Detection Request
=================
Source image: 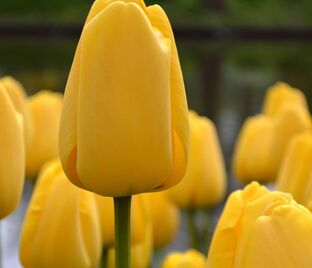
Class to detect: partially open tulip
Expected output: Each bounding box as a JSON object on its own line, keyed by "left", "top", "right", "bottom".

{"left": 271, "top": 103, "right": 311, "bottom": 176}
{"left": 0, "top": 76, "right": 32, "bottom": 147}
{"left": 147, "top": 192, "right": 180, "bottom": 248}
{"left": 207, "top": 182, "right": 312, "bottom": 268}
{"left": 162, "top": 250, "right": 206, "bottom": 268}
{"left": 20, "top": 160, "right": 101, "bottom": 268}
{"left": 0, "top": 85, "right": 24, "bottom": 219}
{"left": 262, "top": 82, "right": 309, "bottom": 118}
{"left": 167, "top": 111, "right": 226, "bottom": 208}
{"left": 107, "top": 194, "right": 153, "bottom": 268}
{"left": 276, "top": 131, "right": 312, "bottom": 205}
{"left": 26, "top": 91, "right": 62, "bottom": 176}
{"left": 59, "top": 0, "right": 189, "bottom": 197}
{"left": 232, "top": 115, "right": 275, "bottom": 183}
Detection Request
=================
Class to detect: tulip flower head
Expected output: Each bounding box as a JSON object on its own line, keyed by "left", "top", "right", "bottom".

{"left": 26, "top": 90, "right": 63, "bottom": 177}
{"left": 20, "top": 160, "right": 101, "bottom": 268}
{"left": 162, "top": 250, "right": 206, "bottom": 268}
{"left": 167, "top": 111, "right": 226, "bottom": 208}
{"left": 59, "top": 0, "right": 189, "bottom": 197}
{"left": 207, "top": 182, "right": 312, "bottom": 268}
{"left": 0, "top": 85, "right": 25, "bottom": 219}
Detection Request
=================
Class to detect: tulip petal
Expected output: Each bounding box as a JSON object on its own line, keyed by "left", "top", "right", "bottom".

{"left": 147, "top": 5, "right": 189, "bottom": 189}
{"left": 77, "top": 1, "right": 172, "bottom": 196}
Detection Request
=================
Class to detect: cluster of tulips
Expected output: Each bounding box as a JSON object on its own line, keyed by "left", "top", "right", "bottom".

{"left": 1, "top": 0, "right": 312, "bottom": 268}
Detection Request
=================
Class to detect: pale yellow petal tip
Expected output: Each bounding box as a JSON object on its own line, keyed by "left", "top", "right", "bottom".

{"left": 162, "top": 249, "right": 206, "bottom": 268}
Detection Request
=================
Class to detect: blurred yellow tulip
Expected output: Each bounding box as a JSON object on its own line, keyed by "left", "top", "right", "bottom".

{"left": 162, "top": 249, "right": 206, "bottom": 268}
{"left": 59, "top": 0, "right": 189, "bottom": 197}
{"left": 147, "top": 191, "right": 180, "bottom": 248}
{"left": 271, "top": 102, "right": 311, "bottom": 176}
{"left": 206, "top": 182, "right": 312, "bottom": 268}
{"left": 0, "top": 85, "right": 25, "bottom": 219}
{"left": 276, "top": 131, "right": 312, "bottom": 205}
{"left": 107, "top": 194, "right": 153, "bottom": 268}
{"left": 20, "top": 160, "right": 101, "bottom": 268}
{"left": 232, "top": 115, "right": 275, "bottom": 183}
{"left": 0, "top": 76, "right": 32, "bottom": 147}
{"left": 26, "top": 90, "right": 63, "bottom": 176}
{"left": 262, "top": 82, "right": 308, "bottom": 118}
{"left": 167, "top": 111, "right": 226, "bottom": 208}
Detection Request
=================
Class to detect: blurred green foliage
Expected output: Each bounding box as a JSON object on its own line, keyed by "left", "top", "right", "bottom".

{"left": 1, "top": 0, "right": 312, "bottom": 26}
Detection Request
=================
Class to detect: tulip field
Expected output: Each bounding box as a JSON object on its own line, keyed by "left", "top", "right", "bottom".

{"left": 1, "top": 0, "right": 312, "bottom": 268}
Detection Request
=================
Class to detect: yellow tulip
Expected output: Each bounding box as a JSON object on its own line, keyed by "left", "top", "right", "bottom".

{"left": 276, "top": 131, "right": 312, "bottom": 205}
{"left": 0, "top": 76, "right": 32, "bottom": 147}
{"left": 107, "top": 194, "right": 153, "bottom": 268}
{"left": 26, "top": 90, "right": 63, "bottom": 176}
{"left": 147, "top": 191, "right": 180, "bottom": 248}
{"left": 162, "top": 250, "right": 206, "bottom": 268}
{"left": 206, "top": 182, "right": 312, "bottom": 268}
{"left": 20, "top": 160, "right": 101, "bottom": 268}
{"left": 59, "top": 0, "right": 189, "bottom": 197}
{"left": 262, "top": 82, "right": 308, "bottom": 118}
{"left": 167, "top": 111, "right": 226, "bottom": 208}
{"left": 232, "top": 115, "right": 275, "bottom": 183}
{"left": 0, "top": 85, "right": 24, "bottom": 219}
{"left": 271, "top": 102, "right": 311, "bottom": 176}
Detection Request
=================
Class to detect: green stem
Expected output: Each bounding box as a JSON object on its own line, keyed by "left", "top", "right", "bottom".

{"left": 100, "top": 248, "right": 108, "bottom": 268}
{"left": 114, "top": 196, "right": 132, "bottom": 268}
{"left": 187, "top": 209, "right": 199, "bottom": 250}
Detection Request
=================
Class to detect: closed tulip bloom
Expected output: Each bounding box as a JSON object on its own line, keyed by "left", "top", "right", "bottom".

{"left": 162, "top": 250, "right": 206, "bottom": 268}
{"left": 0, "top": 76, "right": 32, "bottom": 147}
{"left": 0, "top": 85, "right": 25, "bottom": 219}
{"left": 26, "top": 91, "right": 63, "bottom": 176}
{"left": 95, "top": 194, "right": 149, "bottom": 248}
{"left": 206, "top": 182, "right": 312, "bottom": 268}
{"left": 232, "top": 115, "right": 275, "bottom": 183}
{"left": 107, "top": 194, "right": 153, "bottom": 268}
{"left": 276, "top": 131, "right": 312, "bottom": 205}
{"left": 271, "top": 103, "right": 311, "bottom": 176}
{"left": 262, "top": 82, "right": 308, "bottom": 118}
{"left": 59, "top": 0, "right": 189, "bottom": 197}
{"left": 167, "top": 111, "right": 226, "bottom": 208}
{"left": 147, "top": 191, "right": 180, "bottom": 248}
{"left": 20, "top": 160, "right": 101, "bottom": 268}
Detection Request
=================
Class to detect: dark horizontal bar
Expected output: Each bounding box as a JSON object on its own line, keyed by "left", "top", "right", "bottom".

{"left": 1, "top": 21, "right": 312, "bottom": 41}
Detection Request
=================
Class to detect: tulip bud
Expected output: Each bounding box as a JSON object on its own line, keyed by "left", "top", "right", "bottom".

{"left": 162, "top": 250, "right": 206, "bottom": 268}
{"left": 276, "top": 131, "right": 312, "bottom": 205}
{"left": 0, "top": 85, "right": 25, "bottom": 219}
{"left": 207, "top": 182, "right": 312, "bottom": 268}
{"left": 0, "top": 76, "right": 32, "bottom": 148}
{"left": 232, "top": 115, "right": 275, "bottom": 183}
{"left": 107, "top": 194, "right": 153, "bottom": 268}
{"left": 147, "top": 192, "right": 180, "bottom": 248}
{"left": 20, "top": 160, "right": 101, "bottom": 268}
{"left": 167, "top": 111, "right": 226, "bottom": 208}
{"left": 262, "top": 82, "right": 308, "bottom": 118}
{"left": 59, "top": 0, "right": 189, "bottom": 197}
{"left": 26, "top": 91, "right": 62, "bottom": 176}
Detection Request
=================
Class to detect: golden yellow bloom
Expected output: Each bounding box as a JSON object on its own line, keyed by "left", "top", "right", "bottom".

{"left": 59, "top": 0, "right": 189, "bottom": 197}
{"left": 232, "top": 115, "right": 275, "bottom": 183}
{"left": 162, "top": 250, "right": 206, "bottom": 268}
{"left": 167, "top": 111, "right": 226, "bottom": 208}
{"left": 20, "top": 160, "right": 101, "bottom": 268}
{"left": 0, "top": 85, "right": 25, "bottom": 219}
{"left": 206, "top": 182, "right": 312, "bottom": 268}
{"left": 276, "top": 131, "right": 312, "bottom": 205}
{"left": 26, "top": 91, "right": 63, "bottom": 176}
{"left": 107, "top": 194, "right": 153, "bottom": 268}
{"left": 0, "top": 76, "right": 32, "bottom": 147}
{"left": 262, "top": 82, "right": 308, "bottom": 118}
{"left": 147, "top": 191, "right": 180, "bottom": 248}
{"left": 271, "top": 102, "right": 311, "bottom": 176}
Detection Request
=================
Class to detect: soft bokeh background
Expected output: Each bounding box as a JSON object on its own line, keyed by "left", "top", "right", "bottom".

{"left": 1, "top": 0, "right": 312, "bottom": 267}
